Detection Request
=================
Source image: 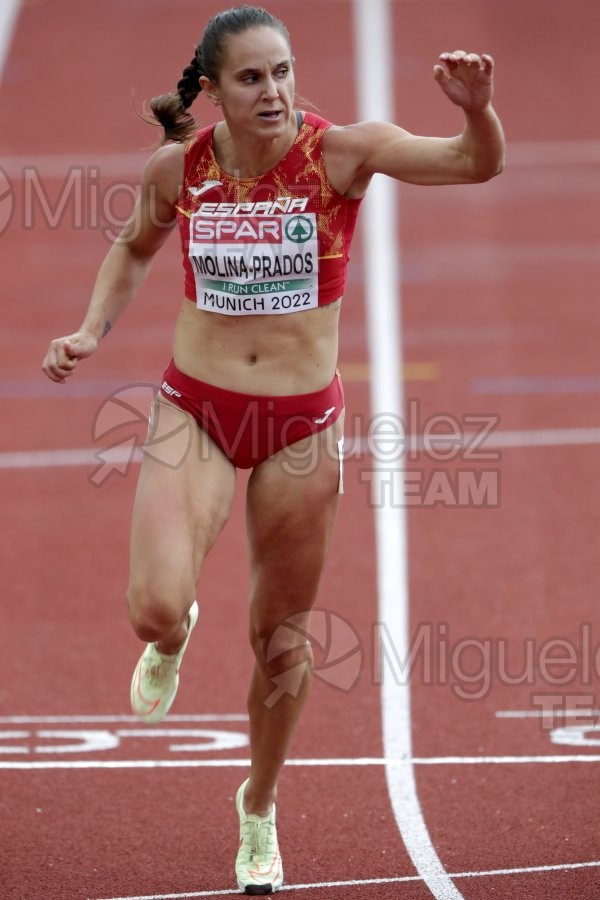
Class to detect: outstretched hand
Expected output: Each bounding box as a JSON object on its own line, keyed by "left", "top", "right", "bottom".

{"left": 433, "top": 51, "right": 494, "bottom": 112}
{"left": 42, "top": 332, "right": 98, "bottom": 383}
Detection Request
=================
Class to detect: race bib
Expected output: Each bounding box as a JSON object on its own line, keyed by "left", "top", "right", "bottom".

{"left": 189, "top": 212, "right": 319, "bottom": 315}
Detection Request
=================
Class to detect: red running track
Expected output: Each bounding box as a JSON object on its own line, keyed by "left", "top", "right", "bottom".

{"left": 1, "top": 1, "right": 600, "bottom": 898}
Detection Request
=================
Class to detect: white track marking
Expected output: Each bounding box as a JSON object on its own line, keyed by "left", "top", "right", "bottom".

{"left": 3, "top": 426, "right": 600, "bottom": 471}
{"left": 2, "top": 755, "right": 600, "bottom": 771}
{"left": 497, "top": 709, "right": 600, "bottom": 719}
{"left": 0, "top": 0, "right": 21, "bottom": 81}
{"left": 92, "top": 860, "right": 600, "bottom": 900}
{"left": 0, "top": 449, "right": 109, "bottom": 469}
{"left": 353, "top": 1, "right": 461, "bottom": 897}
{"left": 0, "top": 714, "right": 248, "bottom": 723}
{"left": 465, "top": 427, "right": 600, "bottom": 449}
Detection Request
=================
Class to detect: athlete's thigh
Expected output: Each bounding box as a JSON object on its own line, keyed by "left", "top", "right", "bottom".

{"left": 129, "top": 396, "right": 236, "bottom": 595}
{"left": 246, "top": 413, "right": 345, "bottom": 619}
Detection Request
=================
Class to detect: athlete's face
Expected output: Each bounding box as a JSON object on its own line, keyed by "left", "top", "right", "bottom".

{"left": 206, "top": 26, "right": 296, "bottom": 137}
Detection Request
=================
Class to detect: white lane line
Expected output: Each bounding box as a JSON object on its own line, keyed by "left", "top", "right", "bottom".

{"left": 2, "top": 755, "right": 600, "bottom": 771}
{"left": 355, "top": 426, "right": 600, "bottom": 455}
{"left": 92, "top": 860, "right": 600, "bottom": 899}
{"left": 497, "top": 710, "right": 600, "bottom": 719}
{"left": 0, "top": 714, "right": 248, "bottom": 724}
{"left": 467, "top": 427, "right": 600, "bottom": 449}
{"left": 3, "top": 425, "right": 600, "bottom": 471}
{"left": 413, "top": 755, "right": 600, "bottom": 765}
{"left": 0, "top": 448, "right": 106, "bottom": 469}
{"left": 353, "top": 1, "right": 461, "bottom": 898}
{"left": 0, "top": 0, "right": 21, "bottom": 81}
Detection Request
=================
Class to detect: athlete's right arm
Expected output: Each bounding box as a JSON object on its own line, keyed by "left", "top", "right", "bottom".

{"left": 42, "top": 143, "right": 184, "bottom": 383}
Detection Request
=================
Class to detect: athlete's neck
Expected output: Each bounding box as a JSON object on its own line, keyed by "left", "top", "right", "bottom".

{"left": 213, "top": 115, "right": 298, "bottom": 178}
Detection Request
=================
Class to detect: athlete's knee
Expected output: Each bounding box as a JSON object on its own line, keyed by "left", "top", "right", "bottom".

{"left": 249, "top": 615, "right": 314, "bottom": 679}
{"left": 127, "top": 581, "right": 191, "bottom": 643}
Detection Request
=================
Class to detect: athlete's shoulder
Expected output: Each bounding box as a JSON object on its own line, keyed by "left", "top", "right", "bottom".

{"left": 143, "top": 141, "right": 185, "bottom": 176}
{"left": 139, "top": 142, "right": 186, "bottom": 206}
{"left": 323, "top": 120, "right": 410, "bottom": 155}
{"left": 300, "top": 110, "right": 333, "bottom": 132}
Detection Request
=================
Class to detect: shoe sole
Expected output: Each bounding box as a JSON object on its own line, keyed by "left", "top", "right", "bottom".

{"left": 237, "top": 877, "right": 282, "bottom": 895}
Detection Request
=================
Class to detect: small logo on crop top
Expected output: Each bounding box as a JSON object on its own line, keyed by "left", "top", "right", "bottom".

{"left": 188, "top": 180, "right": 223, "bottom": 198}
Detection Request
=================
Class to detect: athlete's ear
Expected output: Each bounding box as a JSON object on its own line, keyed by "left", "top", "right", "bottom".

{"left": 200, "top": 76, "right": 221, "bottom": 106}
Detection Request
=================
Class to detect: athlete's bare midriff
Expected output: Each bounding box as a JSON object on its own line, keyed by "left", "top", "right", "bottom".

{"left": 172, "top": 295, "right": 341, "bottom": 395}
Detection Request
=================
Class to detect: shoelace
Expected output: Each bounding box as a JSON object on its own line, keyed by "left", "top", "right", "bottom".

{"left": 145, "top": 651, "right": 178, "bottom": 684}
{"left": 241, "top": 820, "right": 271, "bottom": 860}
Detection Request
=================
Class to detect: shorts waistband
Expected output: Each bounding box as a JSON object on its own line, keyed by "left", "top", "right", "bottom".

{"left": 162, "top": 361, "right": 342, "bottom": 413}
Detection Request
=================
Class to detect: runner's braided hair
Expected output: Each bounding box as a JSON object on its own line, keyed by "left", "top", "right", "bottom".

{"left": 150, "top": 6, "right": 291, "bottom": 143}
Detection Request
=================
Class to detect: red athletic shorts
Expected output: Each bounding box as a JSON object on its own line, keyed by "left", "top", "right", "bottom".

{"left": 159, "top": 360, "right": 344, "bottom": 469}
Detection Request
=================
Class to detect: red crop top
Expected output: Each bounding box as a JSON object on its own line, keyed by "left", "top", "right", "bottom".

{"left": 176, "top": 111, "right": 362, "bottom": 316}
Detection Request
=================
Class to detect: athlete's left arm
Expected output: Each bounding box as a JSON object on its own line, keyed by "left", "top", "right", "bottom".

{"left": 350, "top": 52, "right": 505, "bottom": 187}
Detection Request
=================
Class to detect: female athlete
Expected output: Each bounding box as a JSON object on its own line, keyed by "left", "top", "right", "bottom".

{"left": 42, "top": 6, "right": 504, "bottom": 894}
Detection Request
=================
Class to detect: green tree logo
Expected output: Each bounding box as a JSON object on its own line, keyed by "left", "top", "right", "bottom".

{"left": 285, "top": 215, "right": 314, "bottom": 243}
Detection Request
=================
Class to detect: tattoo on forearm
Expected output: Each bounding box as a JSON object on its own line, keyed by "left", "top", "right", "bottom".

{"left": 102, "top": 321, "right": 112, "bottom": 338}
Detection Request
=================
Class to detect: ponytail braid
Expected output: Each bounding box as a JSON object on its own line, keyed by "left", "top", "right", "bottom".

{"left": 149, "top": 53, "right": 203, "bottom": 144}
{"left": 176, "top": 55, "right": 203, "bottom": 110}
